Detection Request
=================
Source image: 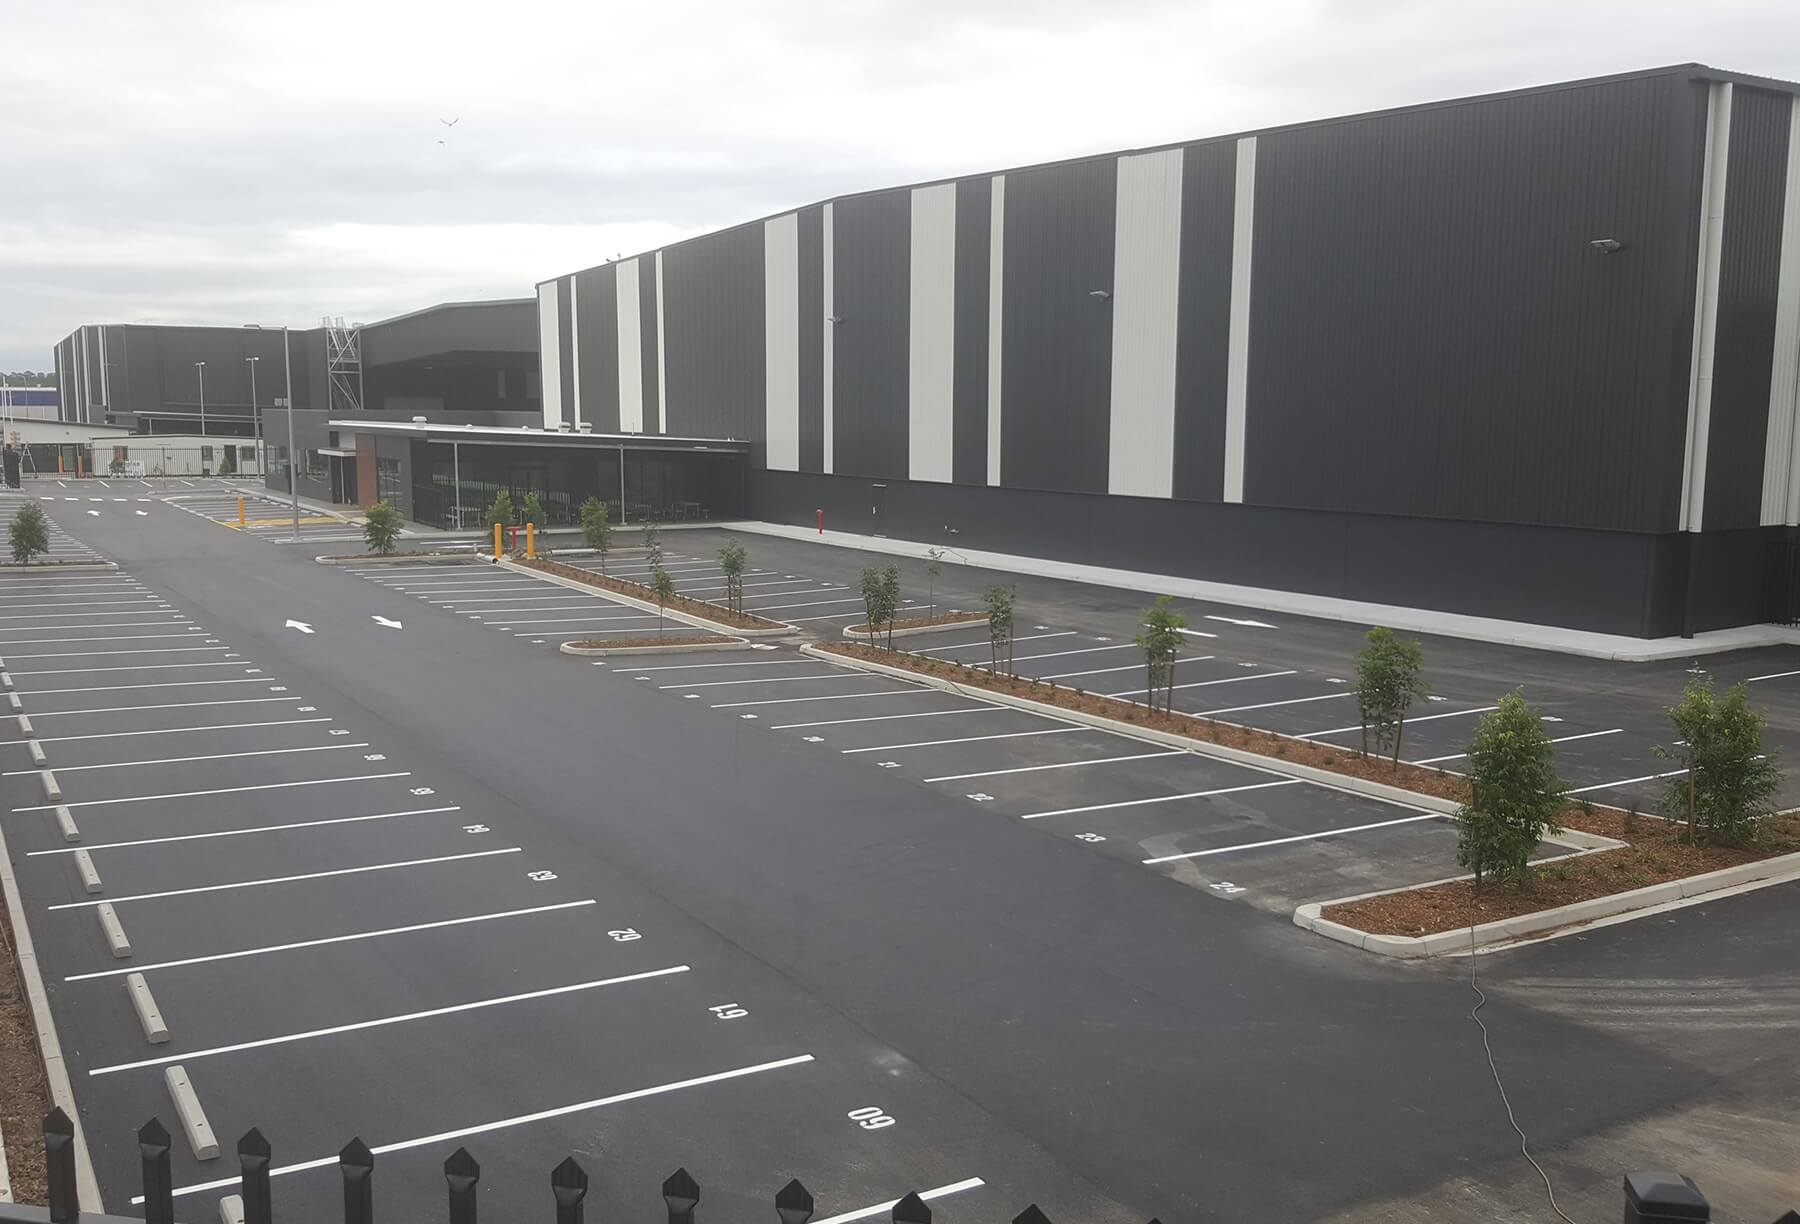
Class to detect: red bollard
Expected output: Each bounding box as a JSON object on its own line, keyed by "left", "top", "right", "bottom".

{"left": 817, "top": 508, "right": 823, "bottom": 534}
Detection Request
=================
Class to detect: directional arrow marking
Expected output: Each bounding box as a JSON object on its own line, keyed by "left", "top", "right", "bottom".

{"left": 372, "top": 616, "right": 403, "bottom": 629}
{"left": 285, "top": 620, "right": 314, "bottom": 634}
{"left": 1204, "top": 615, "right": 1277, "bottom": 629}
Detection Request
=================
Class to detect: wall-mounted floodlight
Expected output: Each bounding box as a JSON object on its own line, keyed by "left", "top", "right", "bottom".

{"left": 1588, "top": 238, "right": 1625, "bottom": 253}
{"left": 1088, "top": 290, "right": 1112, "bottom": 299}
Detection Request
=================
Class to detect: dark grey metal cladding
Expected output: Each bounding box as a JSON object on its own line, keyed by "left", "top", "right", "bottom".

{"left": 1704, "top": 86, "right": 1793, "bottom": 528}
{"left": 999, "top": 157, "right": 1116, "bottom": 494}
{"left": 660, "top": 223, "right": 765, "bottom": 444}
{"left": 797, "top": 205, "right": 825, "bottom": 472}
{"left": 1244, "top": 72, "right": 1704, "bottom": 532}
{"left": 952, "top": 176, "right": 991, "bottom": 485}
{"left": 1171, "top": 141, "right": 1236, "bottom": 503}
{"left": 361, "top": 301, "right": 537, "bottom": 366}
{"left": 556, "top": 278, "right": 575, "bottom": 427}
{"left": 574, "top": 264, "right": 621, "bottom": 432}
{"left": 640, "top": 259, "right": 661, "bottom": 432}
{"left": 831, "top": 188, "right": 911, "bottom": 479}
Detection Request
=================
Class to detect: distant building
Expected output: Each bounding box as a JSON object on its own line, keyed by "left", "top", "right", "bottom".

{"left": 0, "top": 386, "right": 59, "bottom": 421}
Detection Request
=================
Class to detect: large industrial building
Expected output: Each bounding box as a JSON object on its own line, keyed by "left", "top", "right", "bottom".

{"left": 41, "top": 64, "right": 1800, "bottom": 638}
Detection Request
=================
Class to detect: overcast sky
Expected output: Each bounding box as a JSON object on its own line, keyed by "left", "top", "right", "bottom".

{"left": 5, "top": 0, "right": 1798, "bottom": 370}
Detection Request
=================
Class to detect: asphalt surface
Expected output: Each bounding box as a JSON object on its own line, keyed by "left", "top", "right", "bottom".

{"left": 3, "top": 495, "right": 1796, "bottom": 1223}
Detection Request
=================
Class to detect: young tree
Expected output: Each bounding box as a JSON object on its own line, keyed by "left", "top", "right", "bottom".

{"left": 643, "top": 520, "right": 664, "bottom": 569}
{"left": 924, "top": 547, "right": 945, "bottom": 620}
{"left": 719, "top": 537, "right": 748, "bottom": 615}
{"left": 1133, "top": 596, "right": 1187, "bottom": 712}
{"left": 487, "top": 489, "right": 516, "bottom": 529}
{"left": 1455, "top": 691, "right": 1566, "bottom": 887}
{"left": 1354, "top": 626, "right": 1429, "bottom": 764}
{"left": 579, "top": 498, "right": 613, "bottom": 571}
{"left": 521, "top": 491, "right": 547, "bottom": 530}
{"left": 859, "top": 566, "right": 885, "bottom": 642}
{"left": 1654, "top": 676, "right": 1782, "bottom": 845}
{"left": 9, "top": 503, "right": 49, "bottom": 564}
{"left": 984, "top": 584, "right": 1017, "bottom": 674}
{"left": 651, "top": 566, "right": 675, "bottom": 638}
{"left": 880, "top": 564, "right": 901, "bottom": 650}
{"left": 362, "top": 501, "right": 403, "bottom": 555}
{"left": 217, "top": 450, "right": 236, "bottom": 477}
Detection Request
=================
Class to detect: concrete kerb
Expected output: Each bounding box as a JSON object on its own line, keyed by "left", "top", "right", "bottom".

{"left": 495, "top": 557, "right": 794, "bottom": 638}
{"left": 842, "top": 615, "right": 989, "bottom": 642}
{"left": 1295, "top": 849, "right": 1800, "bottom": 958}
{"left": 0, "top": 563, "right": 118, "bottom": 575}
{"left": 560, "top": 638, "right": 752, "bottom": 658}
{"left": 0, "top": 821, "right": 104, "bottom": 1211}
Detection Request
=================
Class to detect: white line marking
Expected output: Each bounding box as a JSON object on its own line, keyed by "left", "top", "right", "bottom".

{"left": 10, "top": 661, "right": 242, "bottom": 677}
{"left": 1005, "top": 644, "right": 1142, "bottom": 665}
{"left": 632, "top": 658, "right": 817, "bottom": 672}
{"left": 1102, "top": 669, "right": 1295, "bottom": 698}
{"left": 813, "top": 1179, "right": 987, "bottom": 1224}
{"left": 62, "top": 900, "right": 592, "bottom": 981}
{"left": 3, "top": 647, "right": 228, "bottom": 660}
{"left": 17, "top": 678, "right": 268, "bottom": 696}
{"left": 1745, "top": 669, "right": 1800, "bottom": 683}
{"left": 1143, "top": 813, "right": 1441, "bottom": 863}
{"left": 1020, "top": 778, "right": 1299, "bottom": 819}
{"left": 50, "top": 847, "right": 520, "bottom": 910}
{"left": 0, "top": 600, "right": 165, "bottom": 611}
{"left": 3, "top": 742, "right": 367, "bottom": 777}
{"left": 30, "top": 806, "right": 457, "bottom": 856}
{"left": 784, "top": 612, "right": 869, "bottom": 623}
{"left": 925, "top": 749, "right": 1185, "bottom": 783}
{"left": 145, "top": 1054, "right": 816, "bottom": 1202}
{"left": 842, "top": 726, "right": 1090, "bottom": 753}
{"left": 771, "top": 708, "right": 995, "bottom": 731}
{"left": 0, "top": 621, "right": 187, "bottom": 633}
{"left": 1297, "top": 704, "right": 1499, "bottom": 740}
{"left": 1409, "top": 728, "right": 1624, "bottom": 766}
{"left": 16, "top": 772, "right": 410, "bottom": 813}
{"left": 661, "top": 673, "right": 860, "bottom": 690}
{"left": 91, "top": 965, "right": 691, "bottom": 1075}
{"left": 918, "top": 630, "right": 1076, "bottom": 653}
{"left": 1566, "top": 767, "right": 1688, "bottom": 795}
{"left": 0, "top": 609, "right": 172, "bottom": 621}
{"left": 1037, "top": 662, "right": 1184, "bottom": 681}
{"left": 0, "top": 718, "right": 330, "bottom": 747}
{"left": 712, "top": 689, "right": 928, "bottom": 709}
{"left": 731, "top": 597, "right": 864, "bottom": 612}
{"left": 20, "top": 696, "right": 295, "bottom": 719}
{"left": 1193, "top": 692, "right": 1354, "bottom": 717}
{"left": 0, "top": 632, "right": 193, "bottom": 646}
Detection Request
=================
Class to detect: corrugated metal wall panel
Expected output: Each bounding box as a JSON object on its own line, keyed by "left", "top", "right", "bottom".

{"left": 831, "top": 189, "right": 911, "bottom": 479}
{"left": 1244, "top": 73, "right": 1703, "bottom": 531}
{"left": 574, "top": 264, "right": 620, "bottom": 433}
{"left": 536, "top": 282, "right": 561, "bottom": 429}
{"left": 1170, "top": 141, "right": 1236, "bottom": 502}
{"left": 952, "top": 177, "right": 991, "bottom": 484}
{"left": 764, "top": 213, "right": 801, "bottom": 471}
{"left": 1000, "top": 157, "right": 1117, "bottom": 494}
{"left": 640, "top": 259, "right": 662, "bottom": 433}
{"left": 1107, "top": 147, "right": 1184, "bottom": 498}
{"left": 1704, "top": 86, "right": 1791, "bottom": 528}
{"left": 797, "top": 206, "right": 826, "bottom": 473}
{"left": 1766, "top": 98, "right": 1800, "bottom": 525}
{"left": 908, "top": 183, "right": 958, "bottom": 483}
{"left": 661, "top": 225, "right": 766, "bottom": 446}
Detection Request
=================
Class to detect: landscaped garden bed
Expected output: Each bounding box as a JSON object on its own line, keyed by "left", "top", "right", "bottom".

{"left": 846, "top": 611, "right": 988, "bottom": 638}
{"left": 817, "top": 640, "right": 1468, "bottom": 802}
{"left": 1322, "top": 809, "right": 1800, "bottom": 937}
{"left": 519, "top": 557, "right": 787, "bottom": 631}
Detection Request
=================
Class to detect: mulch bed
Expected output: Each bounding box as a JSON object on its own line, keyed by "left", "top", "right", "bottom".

{"left": 0, "top": 902, "right": 50, "bottom": 1204}
{"left": 520, "top": 559, "right": 785, "bottom": 630}
{"left": 1323, "top": 810, "right": 1800, "bottom": 937}
{"left": 571, "top": 635, "right": 721, "bottom": 649}
{"left": 820, "top": 642, "right": 1467, "bottom": 802}
{"left": 848, "top": 612, "right": 988, "bottom": 635}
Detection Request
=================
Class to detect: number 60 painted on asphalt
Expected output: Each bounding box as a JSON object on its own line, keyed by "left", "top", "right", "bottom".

{"left": 848, "top": 1106, "right": 895, "bottom": 1130}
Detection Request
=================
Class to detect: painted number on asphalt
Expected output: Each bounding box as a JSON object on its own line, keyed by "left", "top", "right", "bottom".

{"left": 967, "top": 793, "right": 994, "bottom": 801}
{"left": 268, "top": 686, "right": 288, "bottom": 692}
{"left": 608, "top": 929, "right": 642, "bottom": 942}
{"left": 528, "top": 870, "right": 558, "bottom": 882}
{"left": 297, "top": 706, "right": 317, "bottom": 711}
{"left": 877, "top": 761, "right": 900, "bottom": 768}
{"left": 848, "top": 1107, "right": 895, "bottom": 1130}
{"left": 803, "top": 736, "right": 824, "bottom": 743}
{"left": 463, "top": 824, "right": 490, "bottom": 834}
{"left": 363, "top": 753, "right": 386, "bottom": 761}
{"left": 709, "top": 1004, "right": 747, "bottom": 1020}
{"left": 1075, "top": 833, "right": 1106, "bottom": 843}
{"left": 329, "top": 729, "right": 350, "bottom": 735}
{"left": 1210, "top": 882, "right": 1246, "bottom": 894}
{"left": 411, "top": 787, "right": 435, "bottom": 795}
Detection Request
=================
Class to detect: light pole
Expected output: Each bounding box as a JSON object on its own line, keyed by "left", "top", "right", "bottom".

{"left": 244, "top": 355, "right": 260, "bottom": 473}
{"left": 247, "top": 324, "right": 302, "bottom": 541}
{"left": 194, "top": 361, "right": 207, "bottom": 441}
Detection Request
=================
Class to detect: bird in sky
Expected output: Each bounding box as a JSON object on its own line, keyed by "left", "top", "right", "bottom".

{"left": 440, "top": 117, "right": 459, "bottom": 128}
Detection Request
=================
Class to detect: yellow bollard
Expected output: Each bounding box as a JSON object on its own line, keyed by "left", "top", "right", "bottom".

{"left": 237, "top": 497, "right": 245, "bottom": 525}
{"left": 526, "top": 522, "right": 535, "bottom": 560}
{"left": 494, "top": 522, "right": 503, "bottom": 558}
{"left": 57, "top": 454, "right": 63, "bottom": 474}
{"left": 76, "top": 454, "right": 83, "bottom": 476}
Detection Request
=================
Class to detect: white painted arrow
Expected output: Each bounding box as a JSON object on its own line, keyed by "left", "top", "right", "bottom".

{"left": 372, "top": 616, "right": 403, "bottom": 629}
{"left": 135, "top": 510, "right": 149, "bottom": 517}
{"left": 285, "top": 620, "right": 314, "bottom": 634}
{"left": 86, "top": 509, "right": 100, "bottom": 516}
{"left": 1177, "top": 627, "right": 1218, "bottom": 639}
{"left": 1204, "top": 614, "right": 1277, "bottom": 629}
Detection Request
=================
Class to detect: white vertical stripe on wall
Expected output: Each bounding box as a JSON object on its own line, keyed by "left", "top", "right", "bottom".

{"left": 1680, "top": 82, "right": 1733, "bottom": 533}
{"left": 569, "top": 277, "right": 583, "bottom": 428}
{"left": 1107, "top": 148, "right": 1185, "bottom": 498}
{"left": 79, "top": 327, "right": 92, "bottom": 423}
{"left": 97, "top": 326, "right": 110, "bottom": 415}
{"left": 536, "top": 282, "right": 562, "bottom": 429}
{"left": 1766, "top": 97, "right": 1800, "bottom": 525}
{"left": 764, "top": 213, "right": 801, "bottom": 471}
{"left": 616, "top": 258, "right": 645, "bottom": 433}
{"left": 908, "top": 183, "right": 957, "bottom": 483}
{"left": 655, "top": 250, "right": 668, "bottom": 435}
{"left": 986, "top": 175, "right": 1006, "bottom": 487}
{"left": 1222, "top": 137, "right": 1257, "bottom": 504}
{"left": 823, "top": 202, "right": 836, "bottom": 473}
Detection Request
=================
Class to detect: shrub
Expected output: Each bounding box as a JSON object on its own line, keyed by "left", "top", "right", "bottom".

{"left": 1354, "top": 626, "right": 1429, "bottom": 763}
{"left": 361, "top": 501, "right": 403, "bottom": 555}
{"left": 580, "top": 498, "right": 613, "bottom": 570}
{"left": 1456, "top": 691, "right": 1567, "bottom": 887}
{"left": 8, "top": 504, "right": 49, "bottom": 564}
{"left": 487, "top": 490, "right": 516, "bottom": 529}
{"left": 521, "top": 491, "right": 546, "bottom": 529}
{"left": 1654, "top": 675, "right": 1782, "bottom": 846}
